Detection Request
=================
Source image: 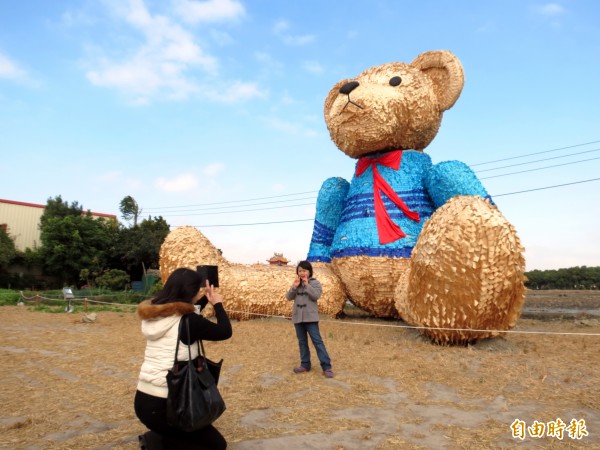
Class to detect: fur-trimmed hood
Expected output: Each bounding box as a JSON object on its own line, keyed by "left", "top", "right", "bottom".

{"left": 137, "top": 299, "right": 196, "bottom": 341}
{"left": 137, "top": 299, "right": 196, "bottom": 320}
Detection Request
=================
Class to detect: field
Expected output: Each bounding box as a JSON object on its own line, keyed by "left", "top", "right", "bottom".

{"left": 0, "top": 290, "right": 599, "bottom": 449}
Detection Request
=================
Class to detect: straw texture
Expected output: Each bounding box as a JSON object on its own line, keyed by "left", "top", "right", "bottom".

{"left": 397, "top": 196, "right": 526, "bottom": 344}
{"left": 331, "top": 256, "right": 410, "bottom": 318}
{"left": 159, "top": 226, "right": 347, "bottom": 320}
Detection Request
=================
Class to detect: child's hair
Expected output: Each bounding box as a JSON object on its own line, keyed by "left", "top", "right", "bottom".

{"left": 296, "top": 260, "right": 314, "bottom": 278}
{"left": 151, "top": 268, "right": 202, "bottom": 304}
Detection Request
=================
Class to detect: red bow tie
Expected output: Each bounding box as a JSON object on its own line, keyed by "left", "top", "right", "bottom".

{"left": 355, "top": 150, "right": 420, "bottom": 244}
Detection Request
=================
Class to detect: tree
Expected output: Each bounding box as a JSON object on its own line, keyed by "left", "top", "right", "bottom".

{"left": 38, "top": 196, "right": 115, "bottom": 286}
{"left": 95, "top": 269, "right": 130, "bottom": 291}
{"left": 0, "top": 227, "right": 17, "bottom": 266}
{"left": 119, "top": 195, "right": 142, "bottom": 227}
{"left": 525, "top": 266, "right": 600, "bottom": 289}
{"left": 114, "top": 216, "right": 170, "bottom": 280}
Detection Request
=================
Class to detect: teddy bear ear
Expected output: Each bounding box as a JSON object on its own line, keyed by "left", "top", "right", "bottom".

{"left": 411, "top": 50, "right": 465, "bottom": 112}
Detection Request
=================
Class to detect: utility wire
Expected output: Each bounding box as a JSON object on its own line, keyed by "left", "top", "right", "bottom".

{"left": 182, "top": 177, "right": 600, "bottom": 227}
{"left": 153, "top": 196, "right": 317, "bottom": 214}
{"left": 470, "top": 140, "right": 600, "bottom": 167}
{"left": 183, "top": 218, "right": 313, "bottom": 228}
{"left": 144, "top": 190, "right": 318, "bottom": 211}
{"left": 475, "top": 147, "right": 600, "bottom": 173}
{"left": 480, "top": 156, "right": 600, "bottom": 179}
{"left": 162, "top": 153, "right": 598, "bottom": 216}
{"left": 156, "top": 151, "right": 599, "bottom": 215}
{"left": 153, "top": 140, "right": 599, "bottom": 218}
{"left": 494, "top": 177, "right": 600, "bottom": 197}
{"left": 162, "top": 202, "right": 315, "bottom": 217}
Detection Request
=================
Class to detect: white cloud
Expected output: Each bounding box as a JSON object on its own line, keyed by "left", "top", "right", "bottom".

{"left": 82, "top": 0, "right": 262, "bottom": 104}
{"left": 155, "top": 173, "right": 200, "bottom": 192}
{"left": 96, "top": 170, "right": 122, "bottom": 182}
{"left": 202, "top": 162, "right": 225, "bottom": 177}
{"left": 85, "top": 0, "right": 217, "bottom": 103}
{"left": 174, "top": 0, "right": 245, "bottom": 24}
{"left": 533, "top": 3, "right": 566, "bottom": 16}
{"left": 202, "top": 81, "right": 267, "bottom": 103}
{"left": 273, "top": 19, "right": 316, "bottom": 46}
{"left": 96, "top": 170, "right": 144, "bottom": 190}
{"left": 254, "top": 52, "right": 284, "bottom": 76}
{"left": 283, "top": 34, "right": 316, "bottom": 46}
{"left": 210, "top": 29, "right": 235, "bottom": 46}
{"left": 0, "top": 52, "right": 28, "bottom": 81}
{"left": 302, "top": 60, "right": 324, "bottom": 74}
{"left": 262, "top": 116, "right": 319, "bottom": 138}
{"left": 272, "top": 20, "right": 289, "bottom": 34}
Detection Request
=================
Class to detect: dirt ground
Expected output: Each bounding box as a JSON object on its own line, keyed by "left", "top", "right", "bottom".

{"left": 1, "top": 290, "right": 599, "bottom": 449}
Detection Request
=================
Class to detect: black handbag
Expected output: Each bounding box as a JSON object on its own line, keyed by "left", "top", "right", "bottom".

{"left": 201, "top": 339, "right": 223, "bottom": 385}
{"left": 166, "top": 315, "right": 226, "bottom": 432}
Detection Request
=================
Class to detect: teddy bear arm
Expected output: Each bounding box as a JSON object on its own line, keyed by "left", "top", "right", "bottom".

{"left": 425, "top": 160, "right": 492, "bottom": 208}
{"left": 307, "top": 177, "right": 350, "bottom": 263}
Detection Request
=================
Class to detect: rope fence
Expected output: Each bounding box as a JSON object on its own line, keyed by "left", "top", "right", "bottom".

{"left": 17, "top": 291, "right": 138, "bottom": 308}
{"left": 10, "top": 292, "right": 600, "bottom": 338}
{"left": 223, "top": 309, "right": 600, "bottom": 338}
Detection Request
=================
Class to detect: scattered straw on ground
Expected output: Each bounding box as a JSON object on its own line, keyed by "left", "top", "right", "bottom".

{"left": 0, "top": 291, "right": 598, "bottom": 449}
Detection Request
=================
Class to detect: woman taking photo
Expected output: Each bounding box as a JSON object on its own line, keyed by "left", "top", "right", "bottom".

{"left": 135, "top": 267, "right": 232, "bottom": 449}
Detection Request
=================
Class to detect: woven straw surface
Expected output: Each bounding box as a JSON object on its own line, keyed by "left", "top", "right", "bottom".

{"left": 159, "top": 226, "right": 346, "bottom": 320}
{"left": 398, "top": 196, "right": 526, "bottom": 344}
{"left": 332, "top": 256, "right": 410, "bottom": 318}
{"left": 324, "top": 50, "right": 464, "bottom": 157}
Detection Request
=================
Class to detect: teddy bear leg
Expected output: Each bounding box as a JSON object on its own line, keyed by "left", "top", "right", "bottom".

{"left": 399, "top": 196, "right": 526, "bottom": 345}
{"left": 333, "top": 256, "right": 409, "bottom": 319}
{"left": 307, "top": 177, "right": 349, "bottom": 263}
{"left": 159, "top": 227, "right": 347, "bottom": 320}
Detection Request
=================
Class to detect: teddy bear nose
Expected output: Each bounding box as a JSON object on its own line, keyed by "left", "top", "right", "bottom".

{"left": 339, "top": 81, "right": 359, "bottom": 95}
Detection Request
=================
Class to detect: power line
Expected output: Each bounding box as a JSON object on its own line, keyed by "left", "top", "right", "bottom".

{"left": 152, "top": 196, "right": 317, "bottom": 215}
{"left": 475, "top": 147, "right": 600, "bottom": 173}
{"left": 494, "top": 177, "right": 600, "bottom": 197}
{"left": 176, "top": 218, "right": 313, "bottom": 228}
{"left": 183, "top": 177, "right": 600, "bottom": 227}
{"left": 148, "top": 140, "right": 599, "bottom": 212}
{"left": 480, "top": 156, "right": 600, "bottom": 179}
{"left": 162, "top": 202, "right": 315, "bottom": 217}
{"left": 470, "top": 140, "right": 600, "bottom": 167}
{"left": 144, "top": 190, "right": 318, "bottom": 211}
{"left": 152, "top": 140, "right": 599, "bottom": 219}
{"left": 157, "top": 146, "right": 597, "bottom": 214}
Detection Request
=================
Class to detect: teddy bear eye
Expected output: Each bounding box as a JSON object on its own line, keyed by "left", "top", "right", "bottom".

{"left": 389, "top": 76, "right": 402, "bottom": 87}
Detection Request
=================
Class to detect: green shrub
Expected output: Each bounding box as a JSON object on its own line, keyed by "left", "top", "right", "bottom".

{"left": 95, "top": 269, "right": 130, "bottom": 291}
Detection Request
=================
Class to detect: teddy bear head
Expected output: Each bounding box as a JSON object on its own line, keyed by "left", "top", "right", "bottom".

{"left": 324, "top": 50, "right": 465, "bottom": 159}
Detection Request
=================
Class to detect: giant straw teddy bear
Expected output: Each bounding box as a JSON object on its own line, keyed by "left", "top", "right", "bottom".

{"left": 306, "top": 50, "right": 526, "bottom": 344}
{"left": 159, "top": 50, "right": 525, "bottom": 345}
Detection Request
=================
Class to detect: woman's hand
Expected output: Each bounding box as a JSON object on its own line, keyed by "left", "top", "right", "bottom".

{"left": 205, "top": 280, "right": 223, "bottom": 305}
{"left": 293, "top": 277, "right": 301, "bottom": 288}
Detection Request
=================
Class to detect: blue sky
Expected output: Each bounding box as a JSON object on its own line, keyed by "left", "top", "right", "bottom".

{"left": 1, "top": 0, "right": 598, "bottom": 271}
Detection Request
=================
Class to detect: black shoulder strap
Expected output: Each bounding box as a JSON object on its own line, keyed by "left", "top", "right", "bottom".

{"left": 173, "top": 314, "right": 203, "bottom": 365}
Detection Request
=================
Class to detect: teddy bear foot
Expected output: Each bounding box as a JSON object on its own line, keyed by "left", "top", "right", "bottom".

{"left": 397, "top": 196, "right": 526, "bottom": 345}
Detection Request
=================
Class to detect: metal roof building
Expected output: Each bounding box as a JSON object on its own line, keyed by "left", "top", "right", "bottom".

{"left": 0, "top": 198, "right": 117, "bottom": 251}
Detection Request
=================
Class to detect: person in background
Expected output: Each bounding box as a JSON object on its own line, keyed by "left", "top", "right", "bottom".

{"left": 134, "top": 267, "right": 232, "bottom": 450}
{"left": 286, "top": 260, "right": 334, "bottom": 378}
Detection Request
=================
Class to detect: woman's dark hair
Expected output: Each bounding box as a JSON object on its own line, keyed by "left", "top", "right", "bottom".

{"left": 296, "top": 260, "right": 313, "bottom": 278}
{"left": 151, "top": 268, "right": 202, "bottom": 305}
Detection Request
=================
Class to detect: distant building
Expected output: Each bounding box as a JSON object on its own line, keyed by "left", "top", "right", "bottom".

{"left": 0, "top": 198, "right": 117, "bottom": 251}
{"left": 267, "top": 252, "right": 289, "bottom": 266}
